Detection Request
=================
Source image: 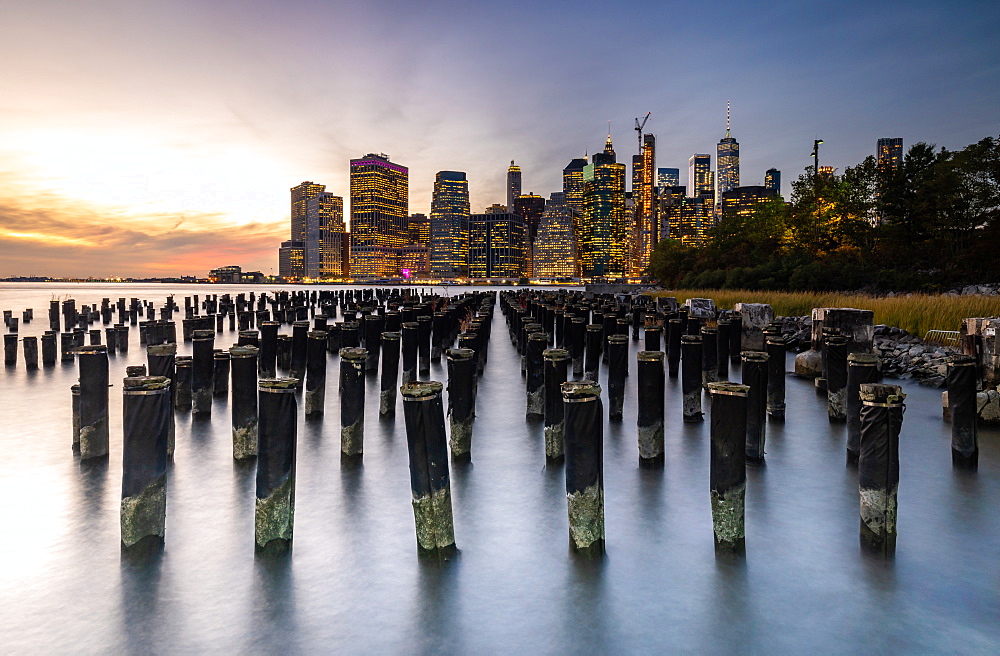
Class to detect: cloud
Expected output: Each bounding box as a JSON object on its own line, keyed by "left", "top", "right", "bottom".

{"left": 0, "top": 190, "right": 284, "bottom": 277}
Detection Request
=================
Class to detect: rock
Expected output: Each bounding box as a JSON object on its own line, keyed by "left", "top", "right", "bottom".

{"left": 919, "top": 376, "right": 945, "bottom": 388}
{"left": 794, "top": 349, "right": 823, "bottom": 378}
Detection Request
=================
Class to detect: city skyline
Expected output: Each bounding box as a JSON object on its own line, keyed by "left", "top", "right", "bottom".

{"left": 1, "top": 0, "right": 997, "bottom": 277}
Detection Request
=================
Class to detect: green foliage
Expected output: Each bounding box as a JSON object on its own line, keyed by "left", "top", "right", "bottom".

{"left": 647, "top": 135, "right": 1000, "bottom": 291}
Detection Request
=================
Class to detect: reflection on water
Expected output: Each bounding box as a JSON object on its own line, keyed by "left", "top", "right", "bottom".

{"left": 0, "top": 282, "right": 998, "bottom": 652}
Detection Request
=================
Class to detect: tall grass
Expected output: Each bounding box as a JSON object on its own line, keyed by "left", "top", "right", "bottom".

{"left": 649, "top": 289, "right": 1000, "bottom": 337}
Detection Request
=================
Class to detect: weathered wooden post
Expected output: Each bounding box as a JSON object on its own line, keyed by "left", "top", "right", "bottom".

{"left": 826, "top": 335, "right": 849, "bottom": 422}
{"left": 174, "top": 356, "right": 193, "bottom": 411}
{"left": 146, "top": 343, "right": 176, "bottom": 456}
{"left": 120, "top": 376, "right": 170, "bottom": 550}
{"left": 526, "top": 332, "right": 548, "bottom": 419}
{"left": 644, "top": 325, "right": 661, "bottom": 352}
{"left": 584, "top": 324, "right": 602, "bottom": 380}
{"left": 364, "top": 314, "right": 384, "bottom": 373}
{"left": 22, "top": 336, "right": 38, "bottom": 370}
{"left": 417, "top": 315, "right": 432, "bottom": 376}
{"left": 339, "top": 347, "right": 367, "bottom": 458}
{"left": 259, "top": 321, "right": 279, "bottom": 378}
{"left": 637, "top": 351, "right": 665, "bottom": 466}
{"left": 570, "top": 317, "right": 585, "bottom": 377}
{"left": 3, "top": 333, "right": 17, "bottom": 366}
{"left": 858, "top": 383, "right": 905, "bottom": 555}
{"left": 41, "top": 333, "right": 56, "bottom": 365}
{"left": 71, "top": 383, "right": 80, "bottom": 452}
{"left": 701, "top": 326, "right": 719, "bottom": 386}
{"left": 255, "top": 378, "right": 298, "bottom": 552}
{"left": 276, "top": 335, "right": 292, "bottom": 372}
{"left": 846, "top": 353, "right": 880, "bottom": 464}
{"left": 213, "top": 350, "right": 230, "bottom": 397}
{"left": 379, "top": 331, "right": 401, "bottom": 416}
{"left": 543, "top": 348, "right": 570, "bottom": 462}
{"left": 607, "top": 334, "right": 628, "bottom": 420}
{"left": 947, "top": 355, "right": 978, "bottom": 469}
{"left": 446, "top": 348, "right": 476, "bottom": 459}
{"left": 562, "top": 380, "right": 604, "bottom": 555}
{"left": 681, "top": 335, "right": 704, "bottom": 422}
{"left": 61, "top": 332, "right": 76, "bottom": 362}
{"left": 191, "top": 329, "right": 215, "bottom": 416}
{"left": 305, "top": 331, "right": 327, "bottom": 418}
{"left": 741, "top": 351, "right": 769, "bottom": 463}
{"left": 707, "top": 382, "right": 749, "bottom": 552}
{"left": 716, "top": 318, "right": 731, "bottom": 380}
{"left": 290, "top": 320, "right": 309, "bottom": 383}
{"left": 230, "top": 345, "right": 259, "bottom": 460}
{"left": 78, "top": 345, "right": 110, "bottom": 460}
{"left": 765, "top": 336, "right": 787, "bottom": 419}
{"left": 667, "top": 318, "right": 682, "bottom": 377}
{"left": 401, "top": 380, "right": 456, "bottom": 558}
{"left": 401, "top": 321, "right": 419, "bottom": 385}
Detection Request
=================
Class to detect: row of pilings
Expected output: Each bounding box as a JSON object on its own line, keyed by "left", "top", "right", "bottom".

{"left": 6, "top": 286, "right": 981, "bottom": 559}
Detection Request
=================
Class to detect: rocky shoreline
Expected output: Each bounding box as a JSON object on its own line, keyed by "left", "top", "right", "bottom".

{"left": 771, "top": 316, "right": 956, "bottom": 389}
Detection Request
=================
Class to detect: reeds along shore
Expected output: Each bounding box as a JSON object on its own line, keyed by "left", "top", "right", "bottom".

{"left": 650, "top": 289, "right": 1000, "bottom": 337}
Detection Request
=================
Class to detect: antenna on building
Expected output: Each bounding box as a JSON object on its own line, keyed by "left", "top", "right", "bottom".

{"left": 726, "top": 101, "right": 731, "bottom": 138}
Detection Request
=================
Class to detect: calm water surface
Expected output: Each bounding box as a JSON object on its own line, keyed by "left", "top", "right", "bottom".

{"left": 0, "top": 283, "right": 998, "bottom": 653}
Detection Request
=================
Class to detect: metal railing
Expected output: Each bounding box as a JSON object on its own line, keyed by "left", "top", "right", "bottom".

{"left": 923, "top": 330, "right": 960, "bottom": 347}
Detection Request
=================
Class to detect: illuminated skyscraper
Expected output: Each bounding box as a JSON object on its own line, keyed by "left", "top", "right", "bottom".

{"left": 407, "top": 213, "right": 430, "bottom": 246}
{"left": 513, "top": 192, "right": 546, "bottom": 277}
{"left": 764, "top": 168, "right": 781, "bottom": 194}
{"left": 533, "top": 193, "right": 577, "bottom": 278}
{"left": 580, "top": 135, "right": 627, "bottom": 278}
{"left": 304, "top": 192, "right": 345, "bottom": 278}
{"left": 429, "top": 171, "right": 471, "bottom": 279}
{"left": 562, "top": 157, "right": 588, "bottom": 214}
{"left": 877, "top": 138, "right": 903, "bottom": 173}
{"left": 469, "top": 209, "right": 526, "bottom": 279}
{"left": 349, "top": 153, "right": 408, "bottom": 277}
{"left": 720, "top": 185, "right": 778, "bottom": 221}
{"left": 278, "top": 240, "right": 305, "bottom": 279}
{"left": 290, "top": 181, "right": 326, "bottom": 243}
{"left": 631, "top": 133, "right": 656, "bottom": 275}
{"left": 659, "top": 187, "right": 712, "bottom": 247}
{"left": 657, "top": 168, "right": 679, "bottom": 188}
{"left": 507, "top": 161, "right": 522, "bottom": 211}
{"left": 716, "top": 103, "right": 740, "bottom": 198}
{"left": 688, "top": 154, "right": 713, "bottom": 200}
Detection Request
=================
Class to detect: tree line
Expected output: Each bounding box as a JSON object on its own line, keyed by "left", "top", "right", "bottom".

{"left": 649, "top": 135, "right": 1000, "bottom": 291}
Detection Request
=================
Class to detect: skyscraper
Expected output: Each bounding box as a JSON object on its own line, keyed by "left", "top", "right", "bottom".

{"left": 429, "top": 171, "right": 471, "bottom": 279}
{"left": 507, "top": 161, "right": 522, "bottom": 211}
{"left": 304, "top": 192, "right": 345, "bottom": 278}
{"left": 657, "top": 168, "right": 679, "bottom": 188}
{"left": 877, "top": 138, "right": 903, "bottom": 173}
{"left": 290, "top": 181, "right": 326, "bottom": 244}
{"left": 659, "top": 187, "right": 711, "bottom": 247}
{"left": 720, "top": 186, "right": 778, "bottom": 221}
{"left": 716, "top": 103, "right": 740, "bottom": 199}
{"left": 688, "top": 154, "right": 713, "bottom": 199}
{"left": 764, "top": 168, "right": 781, "bottom": 194}
{"left": 349, "top": 153, "right": 408, "bottom": 278}
{"left": 533, "top": 193, "right": 577, "bottom": 279}
{"left": 632, "top": 133, "right": 656, "bottom": 275}
{"left": 469, "top": 209, "right": 526, "bottom": 279}
{"left": 580, "top": 135, "right": 627, "bottom": 278}
{"left": 278, "top": 240, "right": 305, "bottom": 278}
{"left": 513, "top": 192, "right": 546, "bottom": 277}
{"left": 407, "top": 213, "right": 430, "bottom": 247}
{"left": 562, "top": 157, "right": 588, "bottom": 214}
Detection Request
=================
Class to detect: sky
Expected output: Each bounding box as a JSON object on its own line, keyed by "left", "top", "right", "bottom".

{"left": 1, "top": 0, "right": 998, "bottom": 277}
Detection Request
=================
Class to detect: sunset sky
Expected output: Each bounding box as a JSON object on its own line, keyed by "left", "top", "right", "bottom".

{"left": 1, "top": 0, "right": 997, "bottom": 277}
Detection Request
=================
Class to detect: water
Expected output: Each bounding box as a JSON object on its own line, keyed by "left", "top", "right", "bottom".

{"left": 0, "top": 282, "right": 998, "bottom": 653}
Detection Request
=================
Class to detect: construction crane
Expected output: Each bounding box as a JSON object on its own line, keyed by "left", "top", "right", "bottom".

{"left": 635, "top": 112, "right": 651, "bottom": 152}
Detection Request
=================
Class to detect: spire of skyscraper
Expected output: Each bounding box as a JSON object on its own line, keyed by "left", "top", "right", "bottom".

{"left": 726, "top": 100, "right": 731, "bottom": 138}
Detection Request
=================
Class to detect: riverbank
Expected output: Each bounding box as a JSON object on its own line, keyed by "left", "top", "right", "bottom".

{"left": 648, "top": 288, "right": 1000, "bottom": 336}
